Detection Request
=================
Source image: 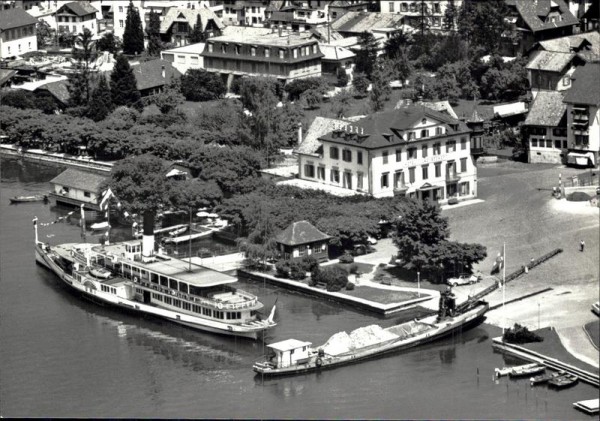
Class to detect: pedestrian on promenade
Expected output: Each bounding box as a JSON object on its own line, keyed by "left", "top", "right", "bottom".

{"left": 580, "top": 240, "right": 585, "bottom": 252}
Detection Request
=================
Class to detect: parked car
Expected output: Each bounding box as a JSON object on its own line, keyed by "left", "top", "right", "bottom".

{"left": 351, "top": 244, "right": 375, "bottom": 256}
{"left": 447, "top": 273, "right": 482, "bottom": 287}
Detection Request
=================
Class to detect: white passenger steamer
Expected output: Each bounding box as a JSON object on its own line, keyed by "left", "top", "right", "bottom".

{"left": 33, "top": 218, "right": 275, "bottom": 339}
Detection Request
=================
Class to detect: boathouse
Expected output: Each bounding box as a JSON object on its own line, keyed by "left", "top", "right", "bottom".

{"left": 275, "top": 220, "right": 330, "bottom": 262}
{"left": 49, "top": 168, "right": 108, "bottom": 211}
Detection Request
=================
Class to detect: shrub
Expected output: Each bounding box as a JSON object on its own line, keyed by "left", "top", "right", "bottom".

{"left": 300, "top": 255, "right": 319, "bottom": 273}
{"left": 284, "top": 77, "right": 327, "bottom": 101}
{"left": 345, "top": 282, "right": 355, "bottom": 290}
{"left": 313, "top": 265, "right": 348, "bottom": 292}
{"left": 502, "top": 323, "right": 543, "bottom": 344}
{"left": 181, "top": 69, "right": 226, "bottom": 101}
{"left": 336, "top": 68, "right": 349, "bottom": 87}
{"left": 348, "top": 263, "right": 358, "bottom": 274}
{"left": 339, "top": 253, "right": 354, "bottom": 263}
{"left": 275, "top": 260, "right": 290, "bottom": 278}
{"left": 289, "top": 260, "right": 307, "bottom": 280}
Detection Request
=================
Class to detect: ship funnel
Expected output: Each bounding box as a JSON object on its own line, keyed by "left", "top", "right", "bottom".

{"left": 142, "top": 212, "right": 155, "bottom": 257}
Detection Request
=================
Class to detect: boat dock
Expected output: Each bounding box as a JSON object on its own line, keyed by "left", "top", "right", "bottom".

{"left": 135, "top": 224, "right": 188, "bottom": 238}
{"left": 163, "top": 229, "right": 214, "bottom": 244}
{"left": 573, "top": 398, "right": 599, "bottom": 415}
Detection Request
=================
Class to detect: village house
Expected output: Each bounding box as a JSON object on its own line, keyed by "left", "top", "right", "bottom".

{"left": 380, "top": 0, "right": 463, "bottom": 32}
{"left": 0, "top": 7, "right": 38, "bottom": 59}
{"left": 221, "top": 0, "right": 270, "bottom": 26}
{"left": 532, "top": 31, "right": 600, "bottom": 63}
{"left": 55, "top": 1, "right": 98, "bottom": 36}
{"left": 526, "top": 50, "right": 581, "bottom": 94}
{"left": 330, "top": 11, "right": 405, "bottom": 38}
{"left": 131, "top": 58, "right": 182, "bottom": 97}
{"left": 504, "top": 0, "right": 579, "bottom": 56}
{"left": 49, "top": 168, "right": 108, "bottom": 211}
{"left": 562, "top": 62, "right": 600, "bottom": 167}
{"left": 580, "top": 0, "right": 599, "bottom": 32}
{"left": 160, "top": 42, "right": 205, "bottom": 74}
{"left": 523, "top": 90, "right": 568, "bottom": 164}
{"left": 318, "top": 43, "right": 354, "bottom": 76}
{"left": 159, "top": 7, "right": 223, "bottom": 47}
{"left": 202, "top": 28, "right": 323, "bottom": 85}
{"left": 275, "top": 220, "right": 330, "bottom": 262}
{"left": 296, "top": 105, "right": 477, "bottom": 203}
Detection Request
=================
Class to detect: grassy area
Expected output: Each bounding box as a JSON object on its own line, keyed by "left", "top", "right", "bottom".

{"left": 335, "top": 262, "right": 375, "bottom": 275}
{"left": 342, "top": 285, "right": 420, "bottom": 305}
{"left": 371, "top": 265, "right": 448, "bottom": 293}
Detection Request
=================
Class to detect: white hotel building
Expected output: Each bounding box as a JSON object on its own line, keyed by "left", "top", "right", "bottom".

{"left": 296, "top": 106, "right": 477, "bottom": 203}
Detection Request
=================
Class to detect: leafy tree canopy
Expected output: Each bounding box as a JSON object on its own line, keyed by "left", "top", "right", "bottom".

{"left": 180, "top": 69, "right": 226, "bottom": 101}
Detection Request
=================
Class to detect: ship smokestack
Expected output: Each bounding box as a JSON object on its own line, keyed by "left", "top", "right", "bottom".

{"left": 142, "top": 211, "right": 155, "bottom": 257}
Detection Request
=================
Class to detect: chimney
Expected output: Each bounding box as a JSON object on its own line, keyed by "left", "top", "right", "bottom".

{"left": 297, "top": 122, "right": 303, "bottom": 145}
{"left": 161, "top": 64, "right": 166, "bottom": 78}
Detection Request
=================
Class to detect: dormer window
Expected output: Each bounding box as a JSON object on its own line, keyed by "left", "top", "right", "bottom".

{"left": 435, "top": 127, "right": 443, "bottom": 135}
{"left": 420, "top": 129, "right": 429, "bottom": 138}
{"left": 208, "top": 43, "right": 214, "bottom": 53}
{"left": 264, "top": 48, "right": 270, "bottom": 58}
{"left": 235, "top": 45, "right": 240, "bottom": 55}
{"left": 279, "top": 49, "right": 284, "bottom": 59}
{"left": 408, "top": 132, "right": 415, "bottom": 140}
{"left": 221, "top": 44, "right": 226, "bottom": 53}
{"left": 251, "top": 47, "right": 256, "bottom": 56}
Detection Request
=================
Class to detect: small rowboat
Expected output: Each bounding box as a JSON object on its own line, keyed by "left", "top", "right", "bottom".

{"left": 530, "top": 371, "right": 561, "bottom": 386}
{"left": 90, "top": 221, "right": 110, "bottom": 231}
{"left": 10, "top": 194, "right": 48, "bottom": 203}
{"left": 169, "top": 226, "right": 187, "bottom": 237}
{"left": 548, "top": 373, "right": 579, "bottom": 389}
{"left": 508, "top": 364, "right": 545, "bottom": 378}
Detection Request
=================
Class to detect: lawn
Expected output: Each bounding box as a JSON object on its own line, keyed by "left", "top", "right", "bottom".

{"left": 335, "top": 262, "right": 375, "bottom": 275}
{"left": 341, "top": 285, "right": 421, "bottom": 305}
{"left": 371, "top": 265, "right": 449, "bottom": 293}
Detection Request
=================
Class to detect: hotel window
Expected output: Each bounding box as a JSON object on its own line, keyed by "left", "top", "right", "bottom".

{"left": 119, "top": 6, "right": 123, "bottom": 12}
{"left": 317, "top": 166, "right": 325, "bottom": 180}
{"left": 381, "top": 172, "right": 389, "bottom": 188}
{"left": 343, "top": 171, "right": 352, "bottom": 189}
{"left": 433, "top": 17, "right": 441, "bottom": 26}
{"left": 84, "top": 191, "right": 91, "bottom": 198}
{"left": 279, "top": 49, "right": 284, "bottom": 59}
{"left": 408, "top": 132, "right": 415, "bottom": 140}
{"left": 435, "top": 127, "right": 442, "bottom": 135}
{"left": 382, "top": 150, "right": 389, "bottom": 164}
{"left": 531, "top": 138, "right": 538, "bottom": 147}
{"left": 330, "top": 146, "right": 339, "bottom": 159}
{"left": 446, "top": 141, "right": 456, "bottom": 153}
{"left": 434, "top": 3, "right": 441, "bottom": 13}
{"left": 545, "top": 139, "right": 552, "bottom": 148}
{"left": 293, "top": 49, "right": 298, "bottom": 58}
{"left": 434, "top": 162, "right": 441, "bottom": 177}
{"left": 395, "top": 148, "right": 402, "bottom": 161}
{"left": 461, "top": 138, "right": 467, "bottom": 150}
{"left": 408, "top": 167, "right": 415, "bottom": 183}
{"left": 312, "top": 44, "right": 317, "bottom": 54}
{"left": 460, "top": 157, "right": 467, "bottom": 173}
{"left": 401, "top": 3, "right": 408, "bottom": 12}
{"left": 394, "top": 171, "right": 404, "bottom": 188}
{"left": 357, "top": 151, "right": 363, "bottom": 165}
{"left": 407, "top": 147, "right": 417, "bottom": 159}
{"left": 220, "top": 44, "right": 226, "bottom": 53}
{"left": 304, "top": 163, "right": 315, "bottom": 178}
{"left": 191, "top": 56, "right": 198, "bottom": 65}
{"left": 251, "top": 47, "right": 256, "bottom": 56}
{"left": 342, "top": 149, "right": 352, "bottom": 162}
{"left": 357, "top": 172, "right": 364, "bottom": 190}
{"left": 433, "top": 143, "right": 441, "bottom": 155}
{"left": 389, "top": 2, "right": 394, "bottom": 12}
{"left": 235, "top": 45, "right": 240, "bottom": 54}
{"left": 422, "top": 145, "right": 428, "bottom": 158}
{"left": 422, "top": 165, "right": 429, "bottom": 180}
{"left": 264, "top": 48, "right": 270, "bottom": 57}
{"left": 119, "top": 20, "right": 124, "bottom": 28}
{"left": 420, "top": 129, "right": 429, "bottom": 138}
{"left": 554, "top": 140, "right": 561, "bottom": 149}
{"left": 459, "top": 182, "right": 470, "bottom": 196}
{"left": 330, "top": 169, "right": 340, "bottom": 183}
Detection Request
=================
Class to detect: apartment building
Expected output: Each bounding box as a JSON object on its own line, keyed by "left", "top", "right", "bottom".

{"left": 0, "top": 7, "right": 37, "bottom": 59}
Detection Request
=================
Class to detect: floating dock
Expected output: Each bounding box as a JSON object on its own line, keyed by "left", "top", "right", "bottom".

{"left": 573, "top": 398, "right": 599, "bottom": 415}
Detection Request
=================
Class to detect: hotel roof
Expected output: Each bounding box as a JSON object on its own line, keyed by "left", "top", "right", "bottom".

{"left": 296, "top": 116, "right": 349, "bottom": 155}
{"left": 207, "top": 30, "right": 317, "bottom": 47}
{"left": 331, "top": 11, "right": 404, "bottom": 34}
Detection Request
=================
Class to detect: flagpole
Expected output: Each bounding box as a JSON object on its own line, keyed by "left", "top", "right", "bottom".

{"left": 502, "top": 242, "right": 506, "bottom": 335}
{"left": 80, "top": 204, "right": 86, "bottom": 241}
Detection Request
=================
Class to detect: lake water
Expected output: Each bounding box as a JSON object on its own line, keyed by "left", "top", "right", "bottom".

{"left": 1, "top": 158, "right": 596, "bottom": 419}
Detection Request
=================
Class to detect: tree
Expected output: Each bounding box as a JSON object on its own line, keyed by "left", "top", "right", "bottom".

{"left": 180, "top": 69, "right": 226, "bottom": 101}
{"left": 300, "top": 88, "right": 322, "bottom": 109}
{"left": 110, "top": 54, "right": 142, "bottom": 110}
{"left": 188, "top": 14, "right": 205, "bottom": 43}
{"left": 284, "top": 77, "right": 327, "bottom": 101}
{"left": 123, "top": 0, "right": 144, "bottom": 55}
{"left": 153, "top": 79, "right": 184, "bottom": 114}
{"left": 146, "top": 10, "right": 162, "bottom": 56}
{"left": 330, "top": 89, "right": 353, "bottom": 118}
{"left": 369, "top": 59, "right": 393, "bottom": 112}
{"left": 352, "top": 73, "right": 369, "bottom": 97}
{"left": 68, "top": 28, "right": 96, "bottom": 107}
{"left": 458, "top": 0, "right": 509, "bottom": 54}
{"left": 0, "top": 90, "right": 35, "bottom": 109}
{"left": 354, "top": 31, "right": 379, "bottom": 79}
{"left": 87, "top": 75, "right": 113, "bottom": 121}
{"left": 238, "top": 203, "right": 279, "bottom": 268}
{"left": 97, "top": 32, "right": 121, "bottom": 54}
{"left": 36, "top": 21, "right": 53, "bottom": 48}
{"left": 110, "top": 154, "right": 170, "bottom": 241}
{"left": 384, "top": 30, "right": 410, "bottom": 60}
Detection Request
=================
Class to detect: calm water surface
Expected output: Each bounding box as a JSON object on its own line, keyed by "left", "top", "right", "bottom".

{"left": 0, "top": 158, "right": 596, "bottom": 419}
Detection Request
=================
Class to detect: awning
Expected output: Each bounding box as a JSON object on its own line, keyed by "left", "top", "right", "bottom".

{"left": 567, "top": 151, "right": 595, "bottom": 167}
{"left": 418, "top": 183, "right": 440, "bottom": 191}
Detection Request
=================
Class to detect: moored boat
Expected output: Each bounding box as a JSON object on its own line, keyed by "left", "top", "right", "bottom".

{"left": 33, "top": 219, "right": 276, "bottom": 340}
{"left": 10, "top": 194, "right": 48, "bottom": 203}
{"left": 573, "top": 398, "right": 599, "bottom": 415}
{"left": 508, "top": 363, "right": 545, "bottom": 378}
{"left": 530, "top": 371, "right": 561, "bottom": 386}
{"left": 548, "top": 373, "right": 579, "bottom": 389}
{"left": 253, "top": 290, "right": 488, "bottom": 377}
{"left": 495, "top": 362, "right": 540, "bottom": 377}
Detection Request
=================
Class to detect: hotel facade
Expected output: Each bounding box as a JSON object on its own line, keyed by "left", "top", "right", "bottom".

{"left": 296, "top": 106, "right": 477, "bottom": 203}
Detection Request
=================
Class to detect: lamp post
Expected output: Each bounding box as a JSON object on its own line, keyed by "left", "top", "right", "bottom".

{"left": 417, "top": 271, "right": 420, "bottom": 297}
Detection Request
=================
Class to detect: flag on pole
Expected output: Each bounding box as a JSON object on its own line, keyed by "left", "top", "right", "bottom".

{"left": 99, "top": 188, "right": 114, "bottom": 211}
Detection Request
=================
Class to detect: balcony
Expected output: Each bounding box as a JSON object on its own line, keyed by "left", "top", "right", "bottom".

{"left": 446, "top": 171, "right": 460, "bottom": 183}
{"left": 573, "top": 113, "right": 589, "bottom": 121}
